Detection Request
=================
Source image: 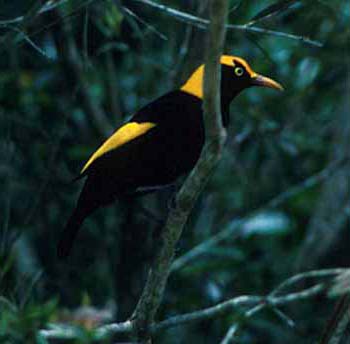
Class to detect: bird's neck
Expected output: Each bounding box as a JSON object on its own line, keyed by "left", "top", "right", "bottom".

{"left": 180, "top": 64, "right": 237, "bottom": 127}
{"left": 180, "top": 65, "right": 205, "bottom": 99}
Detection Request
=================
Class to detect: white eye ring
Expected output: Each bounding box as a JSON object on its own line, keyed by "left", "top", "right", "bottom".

{"left": 234, "top": 67, "right": 244, "bottom": 76}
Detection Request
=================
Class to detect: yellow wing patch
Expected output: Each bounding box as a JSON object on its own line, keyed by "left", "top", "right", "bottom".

{"left": 81, "top": 122, "right": 156, "bottom": 174}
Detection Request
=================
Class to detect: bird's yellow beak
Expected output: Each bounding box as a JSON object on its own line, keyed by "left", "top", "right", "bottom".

{"left": 251, "top": 74, "right": 284, "bottom": 91}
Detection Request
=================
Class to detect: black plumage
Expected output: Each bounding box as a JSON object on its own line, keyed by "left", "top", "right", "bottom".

{"left": 57, "top": 55, "right": 283, "bottom": 258}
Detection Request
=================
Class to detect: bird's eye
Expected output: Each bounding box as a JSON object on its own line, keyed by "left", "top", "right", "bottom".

{"left": 234, "top": 67, "right": 244, "bottom": 77}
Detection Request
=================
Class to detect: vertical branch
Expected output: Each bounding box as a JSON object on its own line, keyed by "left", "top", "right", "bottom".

{"left": 203, "top": 0, "right": 228, "bottom": 140}
{"left": 132, "top": 0, "right": 229, "bottom": 341}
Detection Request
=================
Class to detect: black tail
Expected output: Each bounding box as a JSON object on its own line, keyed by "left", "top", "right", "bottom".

{"left": 57, "top": 208, "right": 85, "bottom": 259}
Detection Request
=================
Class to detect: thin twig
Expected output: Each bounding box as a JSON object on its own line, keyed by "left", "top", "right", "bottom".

{"left": 171, "top": 158, "right": 349, "bottom": 273}
{"left": 152, "top": 295, "right": 261, "bottom": 332}
{"left": 0, "top": 0, "right": 73, "bottom": 26}
{"left": 133, "top": 0, "right": 323, "bottom": 47}
{"left": 266, "top": 158, "right": 349, "bottom": 208}
{"left": 272, "top": 307, "right": 295, "bottom": 328}
{"left": 271, "top": 268, "right": 348, "bottom": 296}
{"left": 221, "top": 324, "right": 240, "bottom": 344}
{"left": 170, "top": 218, "right": 243, "bottom": 273}
{"left": 123, "top": 7, "right": 168, "bottom": 41}
{"left": 6, "top": 26, "right": 53, "bottom": 59}
{"left": 220, "top": 269, "right": 349, "bottom": 343}
{"left": 39, "top": 269, "right": 349, "bottom": 340}
{"left": 40, "top": 320, "right": 134, "bottom": 340}
{"left": 0, "top": 0, "right": 98, "bottom": 59}
{"left": 95, "top": 320, "right": 134, "bottom": 339}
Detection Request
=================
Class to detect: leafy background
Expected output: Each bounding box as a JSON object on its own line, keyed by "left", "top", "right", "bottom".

{"left": 0, "top": 0, "right": 349, "bottom": 343}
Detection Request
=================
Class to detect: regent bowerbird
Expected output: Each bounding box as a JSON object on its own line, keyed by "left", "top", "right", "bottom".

{"left": 57, "top": 55, "right": 283, "bottom": 259}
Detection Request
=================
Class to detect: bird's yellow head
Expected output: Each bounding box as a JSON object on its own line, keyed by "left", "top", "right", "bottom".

{"left": 181, "top": 55, "right": 284, "bottom": 100}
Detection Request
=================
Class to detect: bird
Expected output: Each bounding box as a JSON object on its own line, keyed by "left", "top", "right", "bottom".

{"left": 57, "top": 55, "right": 283, "bottom": 258}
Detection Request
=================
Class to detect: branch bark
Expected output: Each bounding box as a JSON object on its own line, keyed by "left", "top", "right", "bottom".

{"left": 39, "top": 269, "right": 350, "bottom": 340}
{"left": 132, "top": 0, "right": 323, "bottom": 47}
{"left": 131, "top": 0, "right": 229, "bottom": 340}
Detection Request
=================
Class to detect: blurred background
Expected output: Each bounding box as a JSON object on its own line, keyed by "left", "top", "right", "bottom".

{"left": 0, "top": 0, "right": 349, "bottom": 343}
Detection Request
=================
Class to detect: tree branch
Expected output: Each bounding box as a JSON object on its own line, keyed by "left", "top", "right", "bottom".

{"left": 131, "top": 0, "right": 229, "bottom": 340}
{"left": 39, "top": 269, "right": 350, "bottom": 340}
{"left": 152, "top": 295, "right": 261, "bottom": 332}
{"left": 220, "top": 269, "right": 349, "bottom": 343}
{"left": 132, "top": 0, "right": 323, "bottom": 47}
{"left": 0, "top": 0, "right": 70, "bottom": 25}
{"left": 171, "top": 157, "right": 350, "bottom": 273}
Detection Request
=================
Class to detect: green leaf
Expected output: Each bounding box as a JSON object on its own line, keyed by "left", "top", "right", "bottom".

{"left": 242, "top": 212, "right": 292, "bottom": 237}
